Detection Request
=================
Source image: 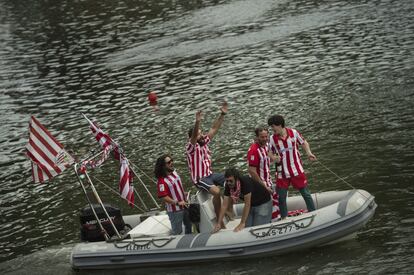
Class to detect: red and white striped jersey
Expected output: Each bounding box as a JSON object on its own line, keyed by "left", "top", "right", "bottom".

{"left": 269, "top": 128, "right": 305, "bottom": 179}
{"left": 247, "top": 142, "right": 272, "bottom": 187}
{"left": 157, "top": 171, "right": 186, "bottom": 212}
{"left": 185, "top": 136, "right": 212, "bottom": 184}
{"left": 247, "top": 142, "right": 280, "bottom": 220}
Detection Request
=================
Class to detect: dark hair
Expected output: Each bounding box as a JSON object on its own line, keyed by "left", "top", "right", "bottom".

{"left": 154, "top": 154, "right": 170, "bottom": 178}
{"left": 254, "top": 126, "right": 269, "bottom": 137}
{"left": 224, "top": 167, "right": 241, "bottom": 180}
{"left": 268, "top": 115, "right": 285, "bottom": 127}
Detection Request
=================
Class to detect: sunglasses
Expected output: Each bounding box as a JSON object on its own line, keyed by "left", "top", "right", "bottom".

{"left": 165, "top": 159, "right": 173, "bottom": 165}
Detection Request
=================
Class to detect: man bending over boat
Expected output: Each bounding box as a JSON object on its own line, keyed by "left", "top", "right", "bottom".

{"left": 268, "top": 115, "right": 316, "bottom": 219}
{"left": 212, "top": 168, "right": 272, "bottom": 233}
{"left": 155, "top": 154, "right": 192, "bottom": 235}
{"left": 186, "top": 102, "right": 232, "bottom": 226}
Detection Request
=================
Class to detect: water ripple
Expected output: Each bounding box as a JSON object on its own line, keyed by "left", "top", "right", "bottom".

{"left": 0, "top": 0, "right": 413, "bottom": 273}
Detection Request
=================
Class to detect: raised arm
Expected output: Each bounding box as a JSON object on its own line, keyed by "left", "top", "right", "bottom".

{"left": 207, "top": 101, "right": 228, "bottom": 139}
{"left": 190, "top": 111, "right": 202, "bottom": 145}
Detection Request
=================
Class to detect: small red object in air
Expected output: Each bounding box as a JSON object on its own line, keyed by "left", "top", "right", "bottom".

{"left": 148, "top": 91, "right": 158, "bottom": 106}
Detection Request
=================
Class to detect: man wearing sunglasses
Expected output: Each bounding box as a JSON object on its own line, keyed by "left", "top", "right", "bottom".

{"left": 155, "top": 154, "right": 192, "bottom": 235}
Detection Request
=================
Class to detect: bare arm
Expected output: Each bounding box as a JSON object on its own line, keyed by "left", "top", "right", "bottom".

{"left": 212, "top": 196, "right": 229, "bottom": 233}
{"left": 248, "top": 166, "right": 272, "bottom": 194}
{"left": 301, "top": 140, "right": 316, "bottom": 161}
{"left": 161, "top": 196, "right": 187, "bottom": 207}
{"left": 234, "top": 193, "right": 251, "bottom": 232}
{"left": 190, "top": 111, "right": 202, "bottom": 145}
{"left": 207, "top": 101, "right": 228, "bottom": 139}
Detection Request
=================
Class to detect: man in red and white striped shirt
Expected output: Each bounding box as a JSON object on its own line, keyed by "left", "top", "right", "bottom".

{"left": 155, "top": 154, "right": 191, "bottom": 235}
{"left": 186, "top": 102, "right": 229, "bottom": 223}
{"left": 268, "top": 115, "right": 316, "bottom": 219}
{"left": 247, "top": 127, "right": 278, "bottom": 221}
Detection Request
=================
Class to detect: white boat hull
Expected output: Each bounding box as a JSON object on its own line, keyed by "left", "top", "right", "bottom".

{"left": 71, "top": 189, "right": 376, "bottom": 270}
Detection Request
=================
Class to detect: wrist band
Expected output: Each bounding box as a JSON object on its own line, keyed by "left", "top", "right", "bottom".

{"left": 221, "top": 111, "right": 227, "bottom": 115}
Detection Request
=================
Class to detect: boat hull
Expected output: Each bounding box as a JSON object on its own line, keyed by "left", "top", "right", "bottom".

{"left": 71, "top": 189, "right": 377, "bottom": 270}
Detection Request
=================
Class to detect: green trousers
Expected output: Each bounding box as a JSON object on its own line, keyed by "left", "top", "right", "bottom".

{"left": 277, "top": 186, "right": 316, "bottom": 218}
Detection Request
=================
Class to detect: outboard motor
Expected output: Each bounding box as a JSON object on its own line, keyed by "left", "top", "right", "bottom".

{"left": 188, "top": 194, "right": 200, "bottom": 233}
{"left": 79, "top": 203, "right": 125, "bottom": 242}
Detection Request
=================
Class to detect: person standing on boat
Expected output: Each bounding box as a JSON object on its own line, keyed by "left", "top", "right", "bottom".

{"left": 186, "top": 101, "right": 232, "bottom": 224}
{"left": 247, "top": 126, "right": 280, "bottom": 220}
{"left": 268, "top": 115, "right": 316, "bottom": 219}
{"left": 155, "top": 154, "right": 192, "bottom": 235}
{"left": 212, "top": 167, "right": 272, "bottom": 233}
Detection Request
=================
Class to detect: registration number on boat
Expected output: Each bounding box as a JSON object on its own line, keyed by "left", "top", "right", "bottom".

{"left": 251, "top": 216, "right": 315, "bottom": 239}
{"left": 254, "top": 224, "right": 299, "bottom": 238}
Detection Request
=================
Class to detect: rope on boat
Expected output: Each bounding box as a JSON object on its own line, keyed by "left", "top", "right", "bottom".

{"left": 90, "top": 175, "right": 147, "bottom": 213}
{"left": 130, "top": 162, "right": 157, "bottom": 185}
{"left": 249, "top": 215, "right": 315, "bottom": 238}
{"left": 89, "top": 175, "right": 173, "bottom": 231}
{"left": 113, "top": 237, "right": 175, "bottom": 249}
{"left": 314, "top": 160, "right": 372, "bottom": 200}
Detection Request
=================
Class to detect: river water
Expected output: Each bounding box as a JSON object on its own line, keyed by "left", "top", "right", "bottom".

{"left": 0, "top": 0, "right": 413, "bottom": 274}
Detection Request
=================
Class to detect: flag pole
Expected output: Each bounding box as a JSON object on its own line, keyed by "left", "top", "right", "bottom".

{"left": 75, "top": 163, "right": 122, "bottom": 240}
{"left": 133, "top": 183, "right": 149, "bottom": 211}
{"left": 83, "top": 170, "right": 122, "bottom": 239}
{"left": 74, "top": 163, "right": 109, "bottom": 241}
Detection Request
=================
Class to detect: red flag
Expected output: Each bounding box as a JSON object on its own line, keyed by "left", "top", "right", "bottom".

{"left": 25, "top": 116, "right": 74, "bottom": 183}
{"left": 120, "top": 157, "right": 134, "bottom": 206}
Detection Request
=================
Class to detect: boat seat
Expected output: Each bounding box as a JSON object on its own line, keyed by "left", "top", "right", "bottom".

{"left": 197, "top": 191, "right": 235, "bottom": 233}
{"left": 128, "top": 214, "right": 171, "bottom": 238}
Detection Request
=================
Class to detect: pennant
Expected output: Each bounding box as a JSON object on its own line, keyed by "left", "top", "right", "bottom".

{"left": 26, "top": 116, "right": 74, "bottom": 183}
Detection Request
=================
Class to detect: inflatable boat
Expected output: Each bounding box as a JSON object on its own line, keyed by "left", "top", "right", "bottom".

{"left": 23, "top": 115, "right": 377, "bottom": 271}
{"left": 71, "top": 188, "right": 376, "bottom": 270}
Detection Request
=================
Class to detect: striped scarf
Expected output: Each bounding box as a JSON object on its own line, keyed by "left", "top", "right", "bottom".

{"left": 230, "top": 179, "right": 241, "bottom": 204}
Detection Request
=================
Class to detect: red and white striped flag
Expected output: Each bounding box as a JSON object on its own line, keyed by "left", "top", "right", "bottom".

{"left": 84, "top": 115, "right": 120, "bottom": 160}
{"left": 83, "top": 114, "right": 134, "bottom": 206}
{"left": 86, "top": 117, "right": 114, "bottom": 150}
{"left": 120, "top": 157, "right": 134, "bottom": 206}
{"left": 26, "top": 116, "right": 74, "bottom": 183}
